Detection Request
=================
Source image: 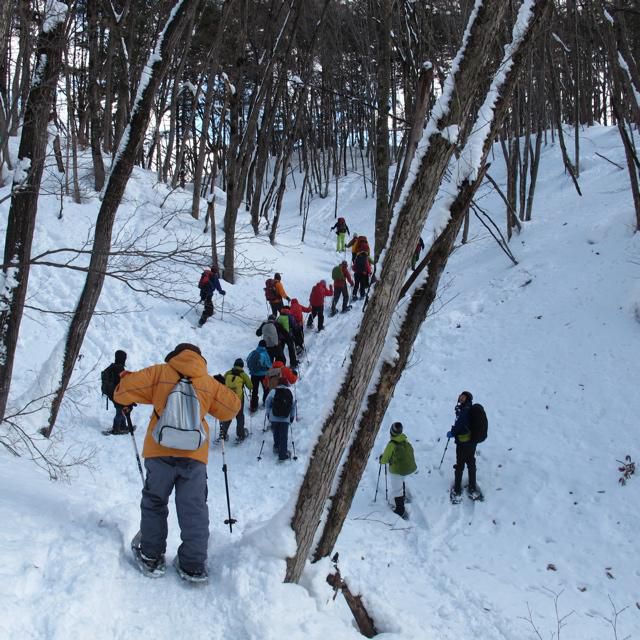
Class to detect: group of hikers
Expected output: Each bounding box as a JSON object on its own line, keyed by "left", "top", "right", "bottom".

{"left": 98, "top": 214, "right": 484, "bottom": 581}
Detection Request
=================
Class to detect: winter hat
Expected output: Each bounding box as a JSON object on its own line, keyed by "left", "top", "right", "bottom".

{"left": 459, "top": 391, "right": 473, "bottom": 404}
{"left": 320, "top": 279, "right": 326, "bottom": 286}
{"left": 291, "top": 298, "right": 298, "bottom": 304}
{"left": 390, "top": 422, "right": 403, "bottom": 436}
{"left": 341, "top": 260, "right": 348, "bottom": 266}
{"left": 165, "top": 343, "right": 202, "bottom": 362}
{"left": 274, "top": 272, "right": 282, "bottom": 281}
{"left": 268, "top": 314, "right": 276, "bottom": 321}
{"left": 258, "top": 340, "right": 267, "bottom": 348}
{"left": 234, "top": 358, "right": 244, "bottom": 368}
{"left": 114, "top": 350, "right": 127, "bottom": 365}
{"left": 210, "top": 265, "right": 218, "bottom": 273}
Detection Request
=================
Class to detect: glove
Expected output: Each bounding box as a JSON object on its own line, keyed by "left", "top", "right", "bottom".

{"left": 221, "top": 290, "right": 226, "bottom": 296}
{"left": 446, "top": 431, "right": 453, "bottom": 439}
{"left": 214, "top": 374, "right": 225, "bottom": 384}
{"left": 286, "top": 297, "right": 291, "bottom": 302}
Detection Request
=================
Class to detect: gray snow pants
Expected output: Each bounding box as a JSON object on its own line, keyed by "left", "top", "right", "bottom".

{"left": 140, "top": 456, "right": 209, "bottom": 573}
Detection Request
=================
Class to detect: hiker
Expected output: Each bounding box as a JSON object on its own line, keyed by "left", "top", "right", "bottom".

{"left": 218, "top": 359, "right": 253, "bottom": 442}
{"left": 331, "top": 216, "right": 350, "bottom": 252}
{"left": 198, "top": 266, "right": 226, "bottom": 327}
{"left": 113, "top": 343, "right": 240, "bottom": 582}
{"left": 264, "top": 272, "right": 291, "bottom": 315}
{"left": 265, "top": 380, "right": 297, "bottom": 462}
{"left": 379, "top": 421, "right": 417, "bottom": 518}
{"left": 263, "top": 359, "right": 298, "bottom": 392}
{"left": 346, "top": 233, "right": 360, "bottom": 265}
{"left": 276, "top": 307, "right": 298, "bottom": 367}
{"left": 290, "top": 298, "right": 311, "bottom": 352}
{"left": 246, "top": 340, "right": 273, "bottom": 413}
{"left": 278, "top": 305, "right": 300, "bottom": 360}
{"left": 352, "top": 250, "right": 373, "bottom": 300}
{"left": 355, "top": 234, "right": 371, "bottom": 256}
{"left": 412, "top": 237, "right": 425, "bottom": 270}
{"left": 307, "top": 279, "right": 333, "bottom": 332}
{"left": 330, "top": 260, "right": 353, "bottom": 315}
{"left": 101, "top": 350, "right": 133, "bottom": 435}
{"left": 256, "top": 315, "right": 286, "bottom": 363}
{"left": 447, "top": 391, "right": 479, "bottom": 500}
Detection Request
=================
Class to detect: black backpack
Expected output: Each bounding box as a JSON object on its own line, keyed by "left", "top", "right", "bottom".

{"left": 101, "top": 364, "right": 121, "bottom": 401}
{"left": 469, "top": 403, "right": 488, "bottom": 443}
{"left": 354, "top": 252, "right": 368, "bottom": 273}
{"left": 272, "top": 387, "right": 293, "bottom": 418}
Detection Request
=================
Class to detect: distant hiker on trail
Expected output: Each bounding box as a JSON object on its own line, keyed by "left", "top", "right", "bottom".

{"left": 219, "top": 359, "right": 253, "bottom": 442}
{"left": 379, "top": 422, "right": 417, "bottom": 518}
{"left": 352, "top": 250, "right": 373, "bottom": 300}
{"left": 246, "top": 341, "right": 273, "bottom": 413}
{"left": 264, "top": 272, "right": 290, "bottom": 315}
{"left": 412, "top": 237, "right": 425, "bottom": 270}
{"left": 113, "top": 343, "right": 240, "bottom": 582}
{"left": 263, "top": 359, "right": 298, "bottom": 392}
{"left": 331, "top": 217, "right": 350, "bottom": 252}
{"left": 101, "top": 350, "right": 133, "bottom": 435}
{"left": 198, "top": 266, "right": 225, "bottom": 327}
{"left": 447, "top": 391, "right": 483, "bottom": 502}
{"left": 307, "top": 279, "right": 333, "bottom": 332}
{"left": 331, "top": 260, "right": 354, "bottom": 316}
{"left": 346, "top": 233, "right": 360, "bottom": 265}
{"left": 265, "top": 380, "right": 297, "bottom": 462}
{"left": 290, "top": 298, "right": 311, "bottom": 352}
{"left": 276, "top": 306, "right": 299, "bottom": 368}
{"left": 256, "top": 315, "right": 286, "bottom": 363}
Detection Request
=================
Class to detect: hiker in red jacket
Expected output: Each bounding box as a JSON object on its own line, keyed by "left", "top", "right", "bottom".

{"left": 290, "top": 298, "right": 311, "bottom": 353}
{"left": 330, "top": 260, "right": 353, "bottom": 315}
{"left": 307, "top": 280, "right": 333, "bottom": 332}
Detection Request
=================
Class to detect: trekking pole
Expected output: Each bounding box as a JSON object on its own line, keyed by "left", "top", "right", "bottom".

{"left": 180, "top": 299, "right": 200, "bottom": 320}
{"left": 257, "top": 439, "right": 265, "bottom": 461}
{"left": 293, "top": 385, "right": 299, "bottom": 422}
{"left": 125, "top": 412, "right": 144, "bottom": 486}
{"left": 438, "top": 437, "right": 451, "bottom": 470}
{"left": 374, "top": 463, "right": 382, "bottom": 502}
{"left": 262, "top": 412, "right": 269, "bottom": 432}
{"left": 384, "top": 463, "right": 388, "bottom": 501}
{"left": 290, "top": 423, "right": 298, "bottom": 461}
{"left": 221, "top": 295, "right": 225, "bottom": 321}
{"left": 220, "top": 437, "right": 237, "bottom": 532}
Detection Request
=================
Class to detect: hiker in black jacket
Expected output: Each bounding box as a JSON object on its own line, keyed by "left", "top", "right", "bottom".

{"left": 102, "top": 350, "right": 130, "bottom": 435}
{"left": 447, "top": 391, "right": 478, "bottom": 498}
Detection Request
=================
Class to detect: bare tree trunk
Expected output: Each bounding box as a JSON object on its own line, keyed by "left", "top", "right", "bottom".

{"left": 0, "top": 3, "right": 68, "bottom": 424}
{"left": 311, "top": 0, "right": 551, "bottom": 564}
{"left": 285, "top": 0, "right": 513, "bottom": 584}
{"left": 42, "top": 0, "right": 202, "bottom": 437}
{"left": 87, "top": 0, "right": 105, "bottom": 191}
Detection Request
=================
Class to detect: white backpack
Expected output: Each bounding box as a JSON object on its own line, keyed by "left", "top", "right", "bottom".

{"left": 152, "top": 377, "right": 206, "bottom": 450}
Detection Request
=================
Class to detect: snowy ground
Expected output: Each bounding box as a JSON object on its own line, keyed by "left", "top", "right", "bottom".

{"left": 1, "top": 125, "right": 639, "bottom": 639}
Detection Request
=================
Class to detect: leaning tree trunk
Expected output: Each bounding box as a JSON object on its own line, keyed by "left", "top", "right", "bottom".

{"left": 311, "top": 0, "right": 551, "bottom": 564}
{"left": 0, "top": 2, "right": 68, "bottom": 425}
{"left": 42, "top": 0, "right": 202, "bottom": 437}
{"left": 87, "top": 0, "right": 105, "bottom": 191}
{"left": 284, "top": 0, "right": 512, "bottom": 584}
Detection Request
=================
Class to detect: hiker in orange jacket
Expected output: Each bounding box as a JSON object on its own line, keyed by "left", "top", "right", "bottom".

{"left": 114, "top": 343, "right": 240, "bottom": 582}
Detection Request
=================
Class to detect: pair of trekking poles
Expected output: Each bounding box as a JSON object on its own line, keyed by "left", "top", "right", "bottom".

{"left": 180, "top": 295, "right": 225, "bottom": 321}
{"left": 127, "top": 414, "right": 236, "bottom": 534}
{"left": 256, "top": 414, "right": 298, "bottom": 462}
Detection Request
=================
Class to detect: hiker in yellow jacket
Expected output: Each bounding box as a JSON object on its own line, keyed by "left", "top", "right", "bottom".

{"left": 219, "top": 358, "right": 253, "bottom": 442}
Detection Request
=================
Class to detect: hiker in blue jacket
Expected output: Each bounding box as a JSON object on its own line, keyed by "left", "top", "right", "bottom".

{"left": 265, "top": 381, "right": 297, "bottom": 462}
{"left": 246, "top": 340, "right": 273, "bottom": 413}
{"left": 198, "top": 266, "right": 226, "bottom": 327}
{"left": 446, "top": 391, "right": 477, "bottom": 498}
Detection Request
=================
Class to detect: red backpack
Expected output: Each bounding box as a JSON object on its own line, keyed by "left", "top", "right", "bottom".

{"left": 264, "top": 278, "right": 278, "bottom": 302}
{"left": 198, "top": 270, "right": 211, "bottom": 289}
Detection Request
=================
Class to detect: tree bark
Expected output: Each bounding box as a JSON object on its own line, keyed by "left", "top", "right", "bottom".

{"left": 42, "top": 0, "right": 202, "bottom": 437}
{"left": 0, "top": 2, "right": 68, "bottom": 424}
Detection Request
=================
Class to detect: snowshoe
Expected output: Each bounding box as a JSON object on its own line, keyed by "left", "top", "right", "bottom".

{"left": 449, "top": 487, "right": 463, "bottom": 505}
{"left": 466, "top": 486, "right": 484, "bottom": 502}
{"left": 173, "top": 555, "right": 208, "bottom": 584}
{"left": 102, "top": 425, "right": 135, "bottom": 436}
{"left": 131, "top": 531, "right": 165, "bottom": 578}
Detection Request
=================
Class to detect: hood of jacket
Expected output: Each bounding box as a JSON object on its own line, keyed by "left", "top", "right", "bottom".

{"left": 165, "top": 346, "right": 208, "bottom": 379}
{"left": 390, "top": 433, "right": 408, "bottom": 444}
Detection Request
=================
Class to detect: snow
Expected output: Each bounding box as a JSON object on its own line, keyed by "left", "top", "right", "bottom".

{"left": 617, "top": 53, "right": 640, "bottom": 108}
{"left": 1, "top": 125, "right": 639, "bottom": 639}
{"left": 12, "top": 157, "right": 31, "bottom": 186}
{"left": 42, "top": 0, "right": 68, "bottom": 33}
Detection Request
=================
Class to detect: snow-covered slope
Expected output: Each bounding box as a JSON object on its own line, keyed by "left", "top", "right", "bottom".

{"left": 1, "top": 125, "right": 638, "bottom": 639}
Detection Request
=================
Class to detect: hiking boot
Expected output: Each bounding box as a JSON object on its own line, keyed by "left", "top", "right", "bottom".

{"left": 393, "top": 496, "right": 406, "bottom": 518}
{"left": 173, "top": 556, "right": 208, "bottom": 584}
{"left": 132, "top": 543, "right": 166, "bottom": 578}
{"left": 278, "top": 451, "right": 291, "bottom": 462}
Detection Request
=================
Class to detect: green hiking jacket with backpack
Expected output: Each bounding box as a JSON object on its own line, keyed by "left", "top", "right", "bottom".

{"left": 380, "top": 433, "right": 417, "bottom": 476}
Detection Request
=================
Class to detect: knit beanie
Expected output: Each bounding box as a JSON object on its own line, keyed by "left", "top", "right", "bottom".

{"left": 165, "top": 343, "right": 202, "bottom": 362}
{"left": 390, "top": 422, "right": 403, "bottom": 436}
{"left": 114, "top": 350, "right": 127, "bottom": 365}
{"left": 258, "top": 340, "right": 266, "bottom": 348}
{"left": 234, "top": 358, "right": 244, "bottom": 368}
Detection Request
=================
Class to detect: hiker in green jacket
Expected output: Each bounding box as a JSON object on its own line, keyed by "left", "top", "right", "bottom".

{"left": 379, "top": 422, "right": 417, "bottom": 518}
